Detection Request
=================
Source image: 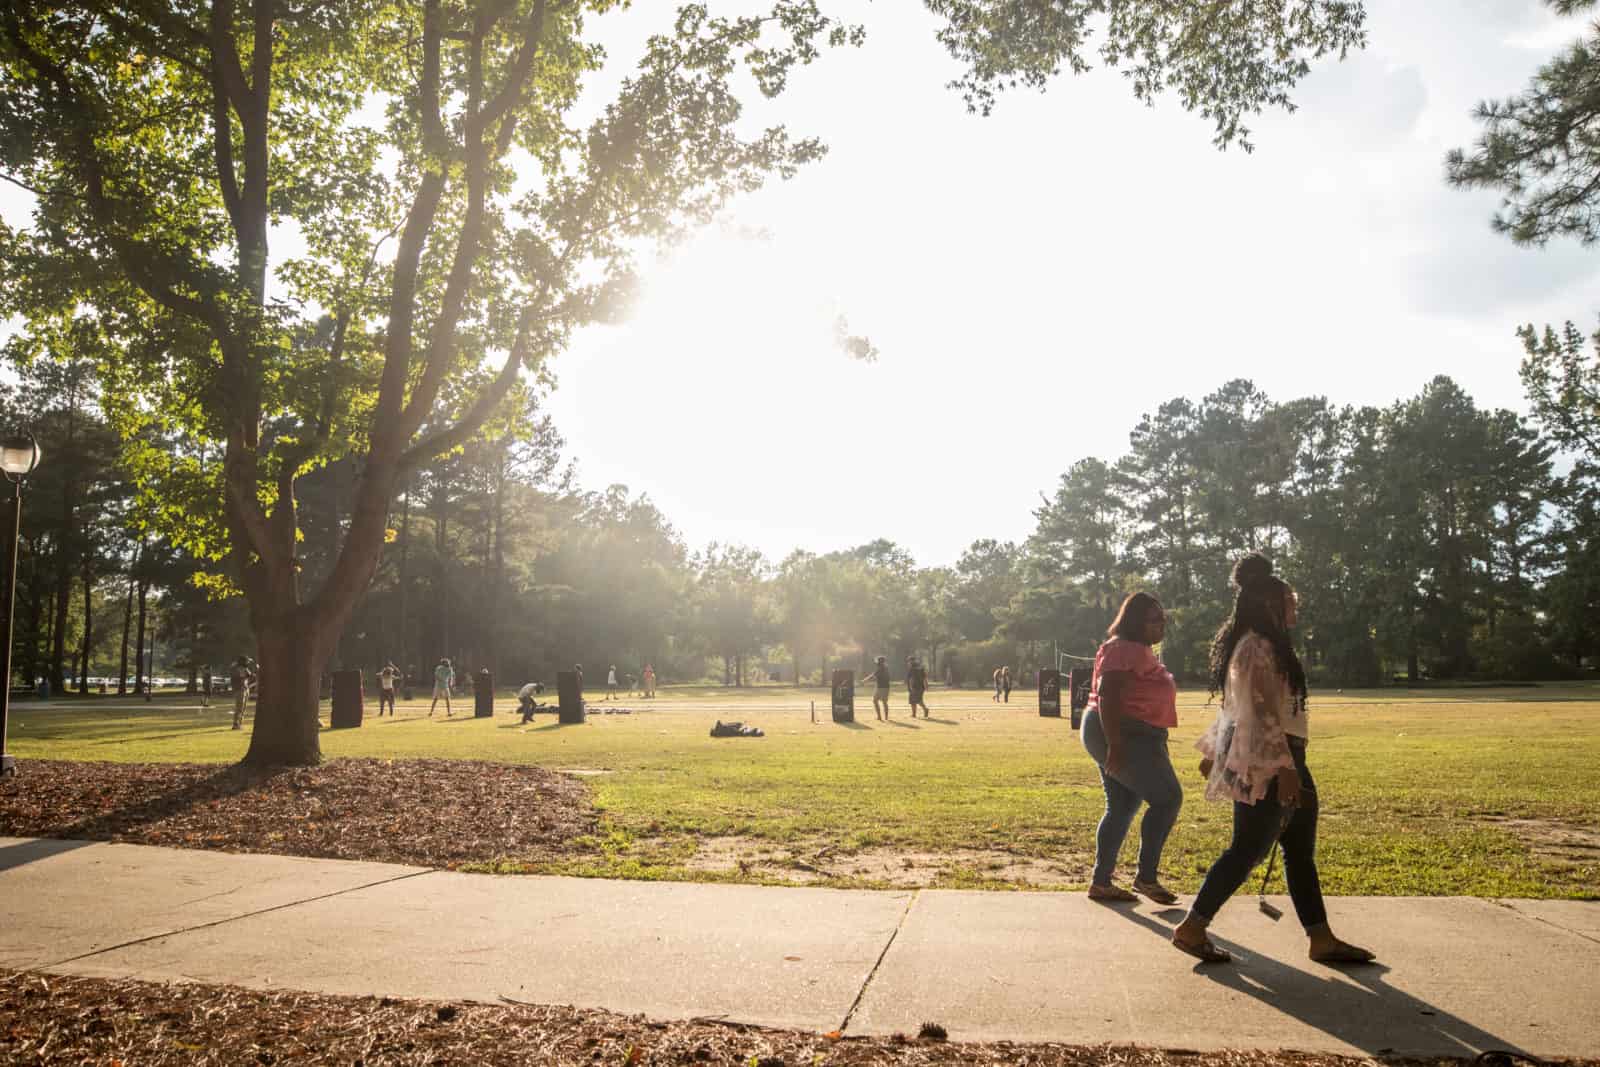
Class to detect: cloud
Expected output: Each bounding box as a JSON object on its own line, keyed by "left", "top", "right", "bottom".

{"left": 1294, "top": 57, "right": 1429, "bottom": 147}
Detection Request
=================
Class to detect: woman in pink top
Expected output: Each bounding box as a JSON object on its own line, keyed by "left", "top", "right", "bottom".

{"left": 1080, "top": 592, "right": 1182, "bottom": 904}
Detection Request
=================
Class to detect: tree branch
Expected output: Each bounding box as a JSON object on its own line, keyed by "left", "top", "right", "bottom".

{"left": 399, "top": 3, "right": 551, "bottom": 439}
{"left": 399, "top": 306, "right": 537, "bottom": 471}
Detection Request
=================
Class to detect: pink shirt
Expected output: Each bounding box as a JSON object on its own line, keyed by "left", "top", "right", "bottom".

{"left": 1087, "top": 637, "right": 1178, "bottom": 729}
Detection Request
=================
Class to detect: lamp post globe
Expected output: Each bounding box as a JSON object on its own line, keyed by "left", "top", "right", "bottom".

{"left": 1, "top": 429, "right": 42, "bottom": 777}
{"left": 0, "top": 434, "right": 41, "bottom": 479}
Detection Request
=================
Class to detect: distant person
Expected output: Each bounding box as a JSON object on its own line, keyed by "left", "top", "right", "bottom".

{"left": 642, "top": 663, "right": 656, "bottom": 698}
{"left": 1080, "top": 592, "right": 1182, "bottom": 905}
{"left": 1001, "top": 666, "right": 1013, "bottom": 703}
{"left": 992, "top": 666, "right": 1003, "bottom": 702}
{"left": 1172, "top": 554, "right": 1375, "bottom": 966}
{"left": 868, "top": 655, "right": 891, "bottom": 721}
{"left": 38, "top": 676, "right": 50, "bottom": 701}
{"left": 907, "top": 656, "right": 930, "bottom": 718}
{"left": 944, "top": 664, "right": 954, "bottom": 688}
{"left": 200, "top": 666, "right": 212, "bottom": 708}
{"left": 230, "top": 656, "right": 255, "bottom": 730}
{"left": 517, "top": 681, "right": 545, "bottom": 723}
{"left": 606, "top": 664, "right": 619, "bottom": 700}
{"left": 377, "top": 662, "right": 400, "bottom": 716}
{"left": 430, "top": 657, "right": 455, "bottom": 717}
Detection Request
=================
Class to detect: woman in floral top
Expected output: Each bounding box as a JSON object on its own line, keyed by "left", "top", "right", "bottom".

{"left": 1171, "top": 554, "right": 1375, "bottom": 965}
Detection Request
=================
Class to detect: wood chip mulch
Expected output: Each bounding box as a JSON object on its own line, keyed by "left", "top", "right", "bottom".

{"left": 3, "top": 971, "right": 1557, "bottom": 1067}
{"left": 0, "top": 758, "right": 595, "bottom": 867}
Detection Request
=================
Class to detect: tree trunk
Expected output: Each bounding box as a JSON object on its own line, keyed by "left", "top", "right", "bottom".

{"left": 117, "top": 564, "right": 135, "bottom": 695}
{"left": 723, "top": 655, "right": 731, "bottom": 687}
{"left": 792, "top": 650, "right": 802, "bottom": 688}
{"left": 186, "top": 609, "right": 200, "bottom": 694}
{"left": 396, "top": 479, "right": 411, "bottom": 670}
{"left": 134, "top": 576, "right": 148, "bottom": 695}
{"left": 50, "top": 569, "right": 71, "bottom": 692}
{"left": 434, "top": 494, "right": 450, "bottom": 662}
{"left": 736, "top": 653, "right": 744, "bottom": 688}
{"left": 51, "top": 373, "right": 82, "bottom": 692}
{"left": 243, "top": 615, "right": 331, "bottom": 766}
{"left": 23, "top": 547, "right": 44, "bottom": 688}
{"left": 78, "top": 566, "right": 92, "bottom": 693}
{"left": 490, "top": 440, "right": 506, "bottom": 677}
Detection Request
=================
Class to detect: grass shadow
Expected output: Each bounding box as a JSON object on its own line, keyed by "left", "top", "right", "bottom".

{"left": 835, "top": 720, "right": 872, "bottom": 731}
{"left": 884, "top": 719, "right": 920, "bottom": 729}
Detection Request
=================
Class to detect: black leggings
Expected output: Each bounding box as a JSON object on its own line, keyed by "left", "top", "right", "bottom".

{"left": 1190, "top": 742, "right": 1327, "bottom": 931}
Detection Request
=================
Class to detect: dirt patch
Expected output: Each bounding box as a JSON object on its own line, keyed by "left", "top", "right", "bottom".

{"left": 1, "top": 970, "right": 1539, "bottom": 1067}
{"left": 682, "top": 835, "right": 1091, "bottom": 888}
{"left": 1478, "top": 816, "right": 1600, "bottom": 865}
{"left": 0, "top": 758, "right": 595, "bottom": 868}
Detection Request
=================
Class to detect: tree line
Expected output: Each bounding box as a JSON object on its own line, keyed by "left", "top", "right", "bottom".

{"left": 7, "top": 357, "right": 1592, "bottom": 694}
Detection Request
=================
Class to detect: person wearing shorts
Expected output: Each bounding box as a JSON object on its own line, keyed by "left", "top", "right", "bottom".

{"left": 868, "top": 655, "right": 891, "bottom": 720}
{"left": 606, "top": 665, "right": 619, "bottom": 700}
{"left": 377, "top": 662, "right": 400, "bottom": 716}
{"left": 430, "top": 658, "right": 454, "bottom": 717}
{"left": 907, "top": 656, "right": 930, "bottom": 718}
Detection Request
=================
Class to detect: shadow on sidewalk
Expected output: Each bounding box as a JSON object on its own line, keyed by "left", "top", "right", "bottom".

{"left": 0, "top": 837, "right": 97, "bottom": 872}
{"left": 1104, "top": 904, "right": 1527, "bottom": 1056}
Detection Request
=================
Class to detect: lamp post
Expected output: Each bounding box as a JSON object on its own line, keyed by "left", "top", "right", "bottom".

{"left": 0, "top": 430, "right": 43, "bottom": 777}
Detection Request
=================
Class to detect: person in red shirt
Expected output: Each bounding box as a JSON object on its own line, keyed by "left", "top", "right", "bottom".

{"left": 1080, "top": 592, "right": 1182, "bottom": 905}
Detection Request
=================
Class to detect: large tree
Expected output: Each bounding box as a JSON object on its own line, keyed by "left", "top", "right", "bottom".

{"left": 0, "top": 1, "right": 858, "bottom": 764}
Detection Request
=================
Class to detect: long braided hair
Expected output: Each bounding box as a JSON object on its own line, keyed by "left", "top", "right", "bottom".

{"left": 1208, "top": 553, "right": 1308, "bottom": 713}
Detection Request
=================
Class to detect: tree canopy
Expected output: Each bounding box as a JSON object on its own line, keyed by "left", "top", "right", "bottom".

{"left": 0, "top": 0, "right": 863, "bottom": 763}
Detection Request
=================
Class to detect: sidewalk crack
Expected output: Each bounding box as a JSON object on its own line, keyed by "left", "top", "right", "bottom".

{"left": 43, "top": 868, "right": 434, "bottom": 969}
{"left": 839, "top": 888, "right": 918, "bottom": 1034}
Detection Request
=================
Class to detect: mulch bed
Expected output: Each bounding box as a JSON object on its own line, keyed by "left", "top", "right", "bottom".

{"left": 0, "top": 758, "right": 595, "bottom": 867}
{"left": 1, "top": 971, "right": 1550, "bottom": 1067}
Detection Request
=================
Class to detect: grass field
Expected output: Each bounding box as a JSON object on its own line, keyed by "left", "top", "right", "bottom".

{"left": 6, "top": 684, "right": 1598, "bottom": 898}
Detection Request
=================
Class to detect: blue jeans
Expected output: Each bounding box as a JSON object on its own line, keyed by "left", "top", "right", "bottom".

{"left": 1190, "top": 742, "right": 1327, "bottom": 930}
{"left": 1081, "top": 707, "right": 1183, "bottom": 885}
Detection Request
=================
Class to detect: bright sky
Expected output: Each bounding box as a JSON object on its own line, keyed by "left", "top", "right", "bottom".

{"left": 546, "top": 0, "right": 1600, "bottom": 567}
{"left": 4, "top": 2, "right": 1594, "bottom": 569}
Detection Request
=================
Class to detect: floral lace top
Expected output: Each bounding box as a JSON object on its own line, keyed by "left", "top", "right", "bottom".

{"left": 1195, "top": 633, "right": 1306, "bottom": 805}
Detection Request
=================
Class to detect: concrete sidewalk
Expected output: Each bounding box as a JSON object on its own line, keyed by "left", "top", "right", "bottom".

{"left": 2, "top": 836, "right": 1596, "bottom": 1058}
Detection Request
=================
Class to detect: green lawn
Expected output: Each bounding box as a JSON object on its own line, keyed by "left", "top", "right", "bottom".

{"left": 6, "top": 684, "right": 1598, "bottom": 898}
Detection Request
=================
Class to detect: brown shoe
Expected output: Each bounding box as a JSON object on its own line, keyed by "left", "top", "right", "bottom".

{"left": 1133, "top": 879, "right": 1179, "bottom": 905}
{"left": 1087, "top": 882, "right": 1138, "bottom": 903}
